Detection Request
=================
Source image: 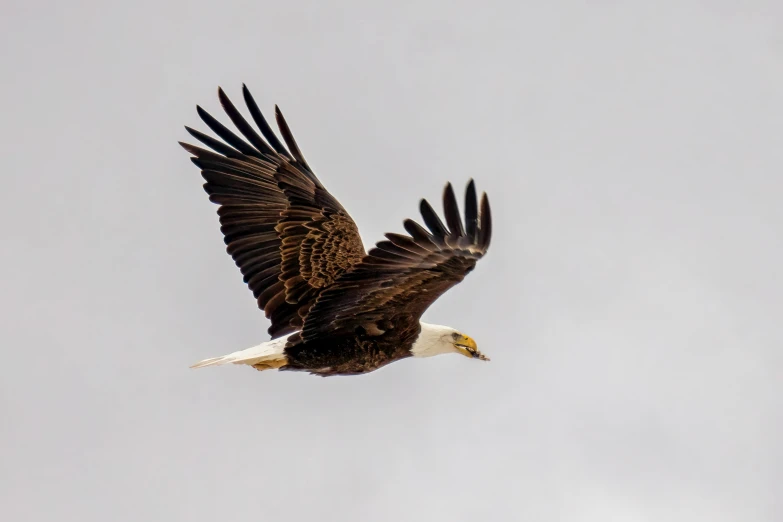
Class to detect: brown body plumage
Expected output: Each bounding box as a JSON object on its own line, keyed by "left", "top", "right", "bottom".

{"left": 182, "top": 85, "right": 492, "bottom": 376}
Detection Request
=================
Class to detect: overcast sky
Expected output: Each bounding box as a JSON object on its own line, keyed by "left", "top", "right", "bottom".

{"left": 2, "top": 1, "right": 782, "bottom": 521}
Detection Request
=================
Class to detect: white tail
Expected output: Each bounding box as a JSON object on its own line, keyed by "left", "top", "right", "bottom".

{"left": 190, "top": 334, "right": 293, "bottom": 371}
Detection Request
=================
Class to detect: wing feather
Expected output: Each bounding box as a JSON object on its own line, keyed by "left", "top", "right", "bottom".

{"left": 196, "top": 105, "right": 261, "bottom": 158}
{"left": 181, "top": 86, "right": 365, "bottom": 338}
{"left": 478, "top": 192, "right": 492, "bottom": 251}
{"left": 301, "top": 182, "right": 492, "bottom": 341}
{"left": 217, "top": 87, "right": 275, "bottom": 156}
{"left": 464, "top": 179, "right": 478, "bottom": 242}
{"left": 241, "top": 84, "right": 293, "bottom": 161}
{"left": 183, "top": 128, "right": 238, "bottom": 157}
{"left": 275, "top": 105, "right": 312, "bottom": 174}
{"left": 442, "top": 183, "right": 465, "bottom": 238}
{"left": 419, "top": 198, "right": 449, "bottom": 239}
{"left": 403, "top": 219, "right": 438, "bottom": 247}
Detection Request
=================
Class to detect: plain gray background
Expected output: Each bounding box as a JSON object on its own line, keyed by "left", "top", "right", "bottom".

{"left": 2, "top": 1, "right": 781, "bottom": 520}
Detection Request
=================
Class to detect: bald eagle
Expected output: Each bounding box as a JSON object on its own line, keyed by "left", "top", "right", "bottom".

{"left": 182, "top": 86, "right": 492, "bottom": 376}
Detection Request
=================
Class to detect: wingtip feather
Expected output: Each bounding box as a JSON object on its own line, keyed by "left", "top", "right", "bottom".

{"left": 478, "top": 191, "right": 492, "bottom": 251}
{"left": 442, "top": 182, "right": 465, "bottom": 238}
{"left": 464, "top": 179, "right": 478, "bottom": 241}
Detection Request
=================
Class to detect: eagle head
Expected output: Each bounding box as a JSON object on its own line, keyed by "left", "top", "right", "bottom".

{"left": 410, "top": 323, "right": 490, "bottom": 362}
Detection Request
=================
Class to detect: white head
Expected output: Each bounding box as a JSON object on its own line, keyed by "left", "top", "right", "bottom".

{"left": 410, "top": 322, "right": 489, "bottom": 361}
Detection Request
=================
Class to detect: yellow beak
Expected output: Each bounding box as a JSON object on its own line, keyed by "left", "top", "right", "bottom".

{"left": 454, "top": 335, "right": 490, "bottom": 361}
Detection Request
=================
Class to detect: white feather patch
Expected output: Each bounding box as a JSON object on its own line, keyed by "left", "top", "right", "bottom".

{"left": 190, "top": 333, "right": 294, "bottom": 369}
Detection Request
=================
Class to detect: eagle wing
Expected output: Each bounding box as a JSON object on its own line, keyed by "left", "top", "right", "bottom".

{"left": 300, "top": 181, "right": 492, "bottom": 341}
{"left": 181, "top": 86, "right": 366, "bottom": 338}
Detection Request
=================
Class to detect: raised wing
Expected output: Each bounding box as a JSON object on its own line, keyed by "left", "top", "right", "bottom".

{"left": 181, "top": 86, "right": 366, "bottom": 338}
{"left": 300, "top": 181, "right": 492, "bottom": 341}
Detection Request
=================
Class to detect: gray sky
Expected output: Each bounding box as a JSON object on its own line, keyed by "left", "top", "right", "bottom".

{"left": 2, "top": 1, "right": 782, "bottom": 521}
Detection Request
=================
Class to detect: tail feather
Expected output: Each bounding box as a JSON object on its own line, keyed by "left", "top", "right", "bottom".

{"left": 190, "top": 335, "right": 291, "bottom": 371}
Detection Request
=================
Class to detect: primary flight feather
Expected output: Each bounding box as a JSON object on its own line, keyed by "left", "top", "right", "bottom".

{"left": 182, "top": 85, "right": 492, "bottom": 376}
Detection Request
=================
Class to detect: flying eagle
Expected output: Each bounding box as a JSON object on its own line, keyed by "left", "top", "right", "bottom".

{"left": 181, "top": 86, "right": 492, "bottom": 376}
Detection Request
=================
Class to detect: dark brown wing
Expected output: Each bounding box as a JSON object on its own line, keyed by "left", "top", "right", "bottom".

{"left": 180, "top": 85, "right": 365, "bottom": 338}
{"left": 300, "top": 180, "right": 492, "bottom": 341}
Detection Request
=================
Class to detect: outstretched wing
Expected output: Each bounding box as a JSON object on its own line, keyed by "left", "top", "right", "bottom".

{"left": 181, "top": 86, "right": 366, "bottom": 338}
{"left": 300, "top": 181, "right": 492, "bottom": 341}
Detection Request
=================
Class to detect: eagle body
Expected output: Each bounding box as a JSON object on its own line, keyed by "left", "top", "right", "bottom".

{"left": 183, "top": 85, "right": 492, "bottom": 377}
{"left": 282, "top": 319, "right": 420, "bottom": 376}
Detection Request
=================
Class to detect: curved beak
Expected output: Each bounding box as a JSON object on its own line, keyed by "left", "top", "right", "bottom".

{"left": 454, "top": 335, "right": 490, "bottom": 361}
